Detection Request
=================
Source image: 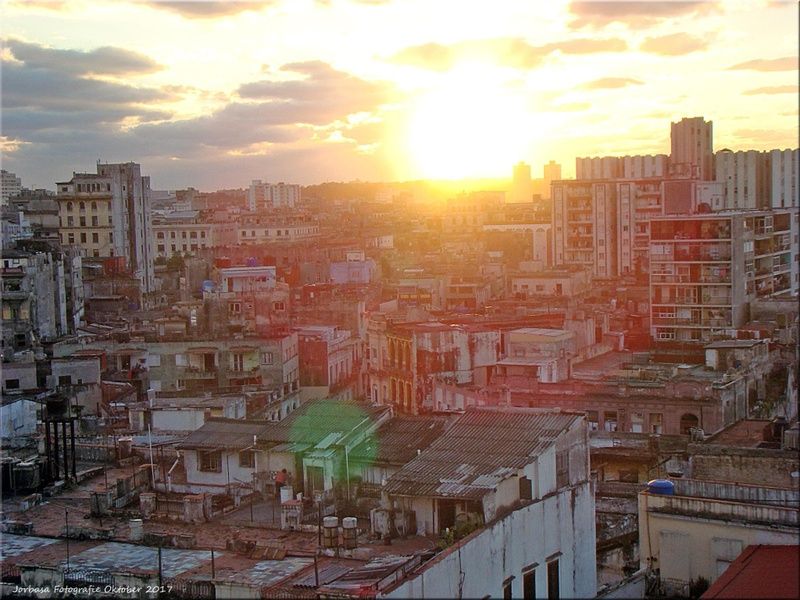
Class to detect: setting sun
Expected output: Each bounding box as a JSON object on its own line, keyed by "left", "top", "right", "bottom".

{"left": 404, "top": 67, "right": 532, "bottom": 180}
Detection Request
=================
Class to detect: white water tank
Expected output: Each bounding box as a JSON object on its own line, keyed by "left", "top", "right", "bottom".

{"left": 279, "top": 485, "right": 294, "bottom": 504}
{"left": 129, "top": 519, "right": 143, "bottom": 542}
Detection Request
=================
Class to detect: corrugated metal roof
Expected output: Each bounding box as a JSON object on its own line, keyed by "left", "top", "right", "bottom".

{"left": 348, "top": 416, "right": 449, "bottom": 464}
{"left": 383, "top": 408, "right": 581, "bottom": 500}
{"left": 177, "top": 399, "right": 390, "bottom": 451}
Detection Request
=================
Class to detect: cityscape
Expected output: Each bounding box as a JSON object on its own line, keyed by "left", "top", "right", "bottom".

{"left": 1, "top": 2, "right": 798, "bottom": 600}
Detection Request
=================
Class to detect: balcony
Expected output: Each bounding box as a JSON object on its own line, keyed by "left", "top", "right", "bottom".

{"left": 179, "top": 365, "right": 217, "bottom": 379}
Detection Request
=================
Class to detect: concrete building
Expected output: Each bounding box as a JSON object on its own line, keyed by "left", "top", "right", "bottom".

{"left": 1, "top": 169, "right": 22, "bottom": 205}
{"left": 576, "top": 155, "right": 667, "bottom": 181}
{"left": 638, "top": 478, "right": 798, "bottom": 596}
{"left": 381, "top": 407, "right": 596, "bottom": 599}
{"left": 237, "top": 213, "right": 319, "bottom": 244}
{"left": 552, "top": 180, "right": 617, "bottom": 278}
{"left": 152, "top": 211, "right": 213, "bottom": 258}
{"left": 367, "top": 316, "right": 499, "bottom": 414}
{"left": 56, "top": 162, "right": 155, "bottom": 294}
{"left": 509, "top": 268, "right": 591, "bottom": 298}
{"left": 714, "top": 148, "right": 799, "bottom": 211}
{"left": 295, "top": 325, "right": 358, "bottom": 400}
{"left": 670, "top": 116, "right": 713, "bottom": 180}
{"left": 53, "top": 332, "right": 300, "bottom": 397}
{"left": 247, "top": 180, "right": 301, "bottom": 211}
{"left": 509, "top": 161, "right": 533, "bottom": 204}
{"left": 769, "top": 148, "right": 799, "bottom": 209}
{"left": 649, "top": 210, "right": 798, "bottom": 344}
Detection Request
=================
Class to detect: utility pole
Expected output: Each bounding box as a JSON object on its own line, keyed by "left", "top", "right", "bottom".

{"left": 65, "top": 508, "right": 70, "bottom": 572}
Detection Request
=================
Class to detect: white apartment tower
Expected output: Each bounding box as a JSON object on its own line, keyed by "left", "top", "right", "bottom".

{"left": 768, "top": 148, "right": 799, "bottom": 209}
{"left": 247, "top": 180, "right": 301, "bottom": 211}
{"left": 510, "top": 161, "right": 533, "bottom": 204}
{"left": 56, "top": 162, "right": 155, "bottom": 294}
{"left": 1, "top": 169, "right": 22, "bottom": 205}
{"left": 552, "top": 181, "right": 617, "bottom": 278}
{"left": 670, "top": 116, "right": 713, "bottom": 180}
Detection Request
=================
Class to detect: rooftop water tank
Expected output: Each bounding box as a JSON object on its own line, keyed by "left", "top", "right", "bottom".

{"left": 646, "top": 479, "right": 674, "bottom": 495}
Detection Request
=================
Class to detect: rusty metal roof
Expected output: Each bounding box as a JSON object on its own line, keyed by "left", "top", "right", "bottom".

{"left": 383, "top": 407, "right": 581, "bottom": 500}
{"left": 348, "top": 415, "right": 450, "bottom": 464}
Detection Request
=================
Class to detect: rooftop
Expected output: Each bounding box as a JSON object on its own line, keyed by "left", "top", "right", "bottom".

{"left": 701, "top": 545, "right": 800, "bottom": 599}
{"left": 383, "top": 408, "right": 582, "bottom": 500}
{"left": 349, "top": 416, "right": 451, "bottom": 465}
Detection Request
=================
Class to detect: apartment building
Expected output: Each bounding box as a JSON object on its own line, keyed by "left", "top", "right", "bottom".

{"left": 576, "top": 154, "right": 668, "bottom": 180}
{"left": 670, "top": 116, "right": 713, "bottom": 180}
{"left": 367, "top": 315, "right": 499, "bottom": 414}
{"left": 56, "top": 162, "right": 155, "bottom": 293}
{"left": 237, "top": 213, "right": 319, "bottom": 244}
{"left": 247, "top": 180, "right": 301, "bottom": 211}
{"left": 1, "top": 169, "right": 22, "bottom": 205}
{"left": 715, "top": 148, "right": 799, "bottom": 210}
{"left": 649, "top": 210, "right": 798, "bottom": 344}
{"left": 552, "top": 180, "right": 617, "bottom": 278}
{"left": 152, "top": 211, "right": 213, "bottom": 258}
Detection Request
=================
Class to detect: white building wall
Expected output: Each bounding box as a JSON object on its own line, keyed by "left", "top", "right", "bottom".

{"left": 383, "top": 482, "right": 596, "bottom": 600}
{"left": 770, "top": 148, "right": 799, "bottom": 209}
{"left": 0, "top": 398, "right": 38, "bottom": 439}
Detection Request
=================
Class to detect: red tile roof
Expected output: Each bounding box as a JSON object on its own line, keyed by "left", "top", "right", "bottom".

{"left": 702, "top": 545, "right": 800, "bottom": 599}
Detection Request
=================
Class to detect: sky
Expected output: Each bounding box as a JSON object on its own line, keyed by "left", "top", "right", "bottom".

{"left": 1, "top": 0, "right": 798, "bottom": 190}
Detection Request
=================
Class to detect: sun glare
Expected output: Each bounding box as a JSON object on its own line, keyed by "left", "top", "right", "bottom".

{"left": 404, "top": 67, "right": 531, "bottom": 180}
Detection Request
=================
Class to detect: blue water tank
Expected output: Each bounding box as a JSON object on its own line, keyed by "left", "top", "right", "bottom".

{"left": 201, "top": 280, "right": 215, "bottom": 293}
{"left": 646, "top": 479, "right": 675, "bottom": 495}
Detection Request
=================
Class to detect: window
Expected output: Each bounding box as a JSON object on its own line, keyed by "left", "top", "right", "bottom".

{"left": 68, "top": 233, "right": 75, "bottom": 244}
{"left": 273, "top": 301, "right": 285, "bottom": 311}
{"left": 91, "top": 201, "right": 97, "bottom": 211}
{"left": 92, "top": 233, "right": 99, "bottom": 244}
{"left": 603, "top": 411, "right": 618, "bottom": 432}
{"left": 261, "top": 352, "right": 274, "bottom": 365}
{"left": 232, "top": 353, "right": 244, "bottom": 372}
{"left": 239, "top": 450, "right": 255, "bottom": 468}
{"left": 523, "top": 568, "right": 536, "bottom": 600}
{"left": 650, "top": 413, "right": 663, "bottom": 434}
{"left": 67, "top": 202, "right": 73, "bottom": 212}
{"left": 92, "top": 216, "right": 98, "bottom": 226}
{"left": 80, "top": 233, "right": 87, "bottom": 243}
{"left": 79, "top": 217, "right": 86, "bottom": 226}
{"left": 586, "top": 410, "right": 599, "bottom": 431}
{"left": 547, "top": 559, "right": 559, "bottom": 600}
{"left": 503, "top": 577, "right": 514, "bottom": 600}
{"left": 519, "top": 476, "right": 532, "bottom": 500}
{"left": 58, "top": 375, "right": 72, "bottom": 386}
{"left": 67, "top": 216, "right": 74, "bottom": 226}
{"left": 199, "top": 450, "right": 221, "bottom": 472}
{"left": 5, "top": 379, "right": 20, "bottom": 390}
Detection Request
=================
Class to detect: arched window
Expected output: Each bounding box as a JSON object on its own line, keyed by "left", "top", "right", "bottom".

{"left": 79, "top": 201, "right": 85, "bottom": 210}
{"left": 680, "top": 413, "right": 699, "bottom": 435}
{"left": 91, "top": 201, "right": 97, "bottom": 211}
{"left": 67, "top": 202, "right": 73, "bottom": 212}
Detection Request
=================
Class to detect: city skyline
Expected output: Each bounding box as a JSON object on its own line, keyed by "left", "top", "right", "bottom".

{"left": 2, "top": 0, "right": 798, "bottom": 190}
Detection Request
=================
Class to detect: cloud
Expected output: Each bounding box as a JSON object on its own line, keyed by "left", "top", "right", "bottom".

{"left": 743, "top": 85, "right": 799, "bottom": 95}
{"left": 732, "top": 128, "right": 797, "bottom": 145}
{"left": 389, "top": 43, "right": 455, "bottom": 71}
{"left": 541, "top": 37, "right": 628, "bottom": 54}
{"left": 140, "top": 1, "right": 275, "bottom": 18}
{"left": 639, "top": 33, "right": 708, "bottom": 55}
{"left": 5, "top": 38, "right": 163, "bottom": 76}
{"left": 580, "top": 77, "right": 643, "bottom": 89}
{"left": 237, "top": 61, "right": 395, "bottom": 123}
{"left": 568, "top": 1, "right": 718, "bottom": 29}
{"left": 388, "top": 36, "right": 628, "bottom": 71}
{"left": 1, "top": 60, "right": 175, "bottom": 113}
{"left": 728, "top": 56, "right": 798, "bottom": 71}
